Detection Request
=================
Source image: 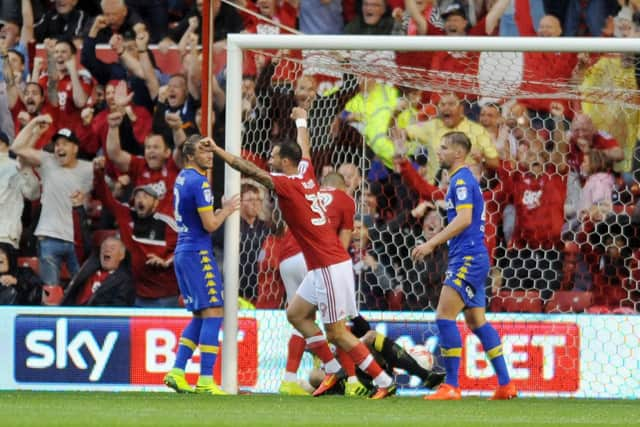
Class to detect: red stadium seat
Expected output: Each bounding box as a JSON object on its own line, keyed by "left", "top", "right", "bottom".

{"left": 611, "top": 307, "right": 636, "bottom": 315}
{"left": 585, "top": 305, "right": 611, "bottom": 314}
{"left": 545, "top": 291, "right": 593, "bottom": 313}
{"left": 490, "top": 290, "right": 543, "bottom": 313}
{"left": 17, "top": 257, "right": 39, "bottom": 274}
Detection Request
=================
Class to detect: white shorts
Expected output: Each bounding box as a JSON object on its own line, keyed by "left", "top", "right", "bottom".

{"left": 279, "top": 252, "right": 308, "bottom": 304}
{"left": 297, "top": 259, "right": 358, "bottom": 324}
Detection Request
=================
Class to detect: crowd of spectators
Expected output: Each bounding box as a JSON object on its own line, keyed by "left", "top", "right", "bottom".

{"left": 0, "top": 0, "right": 639, "bottom": 314}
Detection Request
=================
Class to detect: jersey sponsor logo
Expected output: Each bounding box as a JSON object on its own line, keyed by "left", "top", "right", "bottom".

{"left": 522, "top": 189, "right": 542, "bottom": 209}
{"left": 302, "top": 179, "right": 316, "bottom": 190}
{"left": 130, "top": 317, "right": 258, "bottom": 387}
{"left": 456, "top": 186, "right": 468, "bottom": 201}
{"left": 14, "top": 316, "right": 129, "bottom": 383}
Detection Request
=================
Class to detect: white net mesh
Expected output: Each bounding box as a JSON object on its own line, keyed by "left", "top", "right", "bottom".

{"left": 230, "top": 40, "right": 639, "bottom": 397}
{"left": 236, "top": 46, "right": 640, "bottom": 314}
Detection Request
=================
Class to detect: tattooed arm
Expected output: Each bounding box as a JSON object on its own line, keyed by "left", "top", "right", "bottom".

{"left": 208, "top": 138, "right": 274, "bottom": 191}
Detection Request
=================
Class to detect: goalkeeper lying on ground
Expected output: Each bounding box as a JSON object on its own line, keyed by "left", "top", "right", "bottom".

{"left": 308, "top": 315, "right": 445, "bottom": 396}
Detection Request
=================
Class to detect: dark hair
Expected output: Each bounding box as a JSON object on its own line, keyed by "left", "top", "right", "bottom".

{"left": 7, "top": 48, "right": 25, "bottom": 65}
{"left": 274, "top": 141, "right": 302, "bottom": 165}
{"left": 586, "top": 149, "right": 612, "bottom": 174}
{"left": 25, "top": 81, "right": 44, "bottom": 96}
{"left": 55, "top": 38, "right": 77, "bottom": 55}
{"left": 145, "top": 133, "right": 170, "bottom": 150}
{"left": 442, "top": 131, "right": 472, "bottom": 154}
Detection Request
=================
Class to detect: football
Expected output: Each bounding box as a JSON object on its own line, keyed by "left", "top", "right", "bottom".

{"left": 408, "top": 345, "right": 434, "bottom": 371}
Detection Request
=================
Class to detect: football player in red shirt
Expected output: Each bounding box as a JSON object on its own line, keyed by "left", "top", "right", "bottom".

{"left": 212, "top": 107, "right": 396, "bottom": 399}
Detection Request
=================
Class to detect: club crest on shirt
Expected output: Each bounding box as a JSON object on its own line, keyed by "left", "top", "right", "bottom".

{"left": 456, "top": 186, "right": 467, "bottom": 201}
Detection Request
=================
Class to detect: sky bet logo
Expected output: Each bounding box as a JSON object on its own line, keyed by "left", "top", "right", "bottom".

{"left": 15, "top": 316, "right": 130, "bottom": 383}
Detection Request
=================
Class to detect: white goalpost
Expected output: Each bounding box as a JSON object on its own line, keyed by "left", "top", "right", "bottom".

{"left": 222, "top": 34, "right": 640, "bottom": 396}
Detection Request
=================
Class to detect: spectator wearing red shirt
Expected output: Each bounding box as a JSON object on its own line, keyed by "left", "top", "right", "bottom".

{"left": 430, "top": 0, "right": 509, "bottom": 104}
{"left": 8, "top": 82, "right": 58, "bottom": 150}
{"left": 566, "top": 113, "right": 624, "bottom": 174}
{"left": 106, "top": 109, "right": 179, "bottom": 217}
{"left": 241, "top": 0, "right": 300, "bottom": 79}
{"left": 61, "top": 236, "right": 134, "bottom": 306}
{"left": 39, "top": 39, "right": 92, "bottom": 140}
{"left": 496, "top": 138, "right": 568, "bottom": 301}
{"left": 87, "top": 80, "right": 152, "bottom": 160}
{"left": 93, "top": 160, "right": 180, "bottom": 307}
{"left": 518, "top": 15, "right": 579, "bottom": 117}
{"left": 393, "top": 0, "right": 444, "bottom": 71}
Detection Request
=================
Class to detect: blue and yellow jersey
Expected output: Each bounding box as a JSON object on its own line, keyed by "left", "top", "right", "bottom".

{"left": 445, "top": 166, "right": 487, "bottom": 260}
{"left": 174, "top": 167, "right": 214, "bottom": 252}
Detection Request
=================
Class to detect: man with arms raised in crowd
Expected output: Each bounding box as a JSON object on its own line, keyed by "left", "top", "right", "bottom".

{"left": 211, "top": 107, "right": 396, "bottom": 399}
{"left": 412, "top": 131, "right": 516, "bottom": 400}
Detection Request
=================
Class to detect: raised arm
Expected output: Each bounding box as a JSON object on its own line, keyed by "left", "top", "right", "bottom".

{"left": 43, "top": 38, "right": 58, "bottom": 107}
{"left": 404, "top": 0, "right": 428, "bottom": 35}
{"left": 9, "top": 114, "right": 52, "bottom": 166}
{"left": 111, "top": 34, "right": 144, "bottom": 79}
{"left": 210, "top": 137, "right": 274, "bottom": 190}
{"left": 65, "top": 57, "right": 89, "bottom": 109}
{"left": 485, "top": 0, "right": 511, "bottom": 35}
{"left": 290, "top": 107, "right": 310, "bottom": 159}
{"left": 105, "top": 110, "right": 132, "bottom": 172}
{"left": 20, "top": 0, "right": 35, "bottom": 46}
{"left": 134, "top": 28, "right": 159, "bottom": 99}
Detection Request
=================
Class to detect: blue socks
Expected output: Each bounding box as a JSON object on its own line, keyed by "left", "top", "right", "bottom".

{"left": 198, "top": 317, "right": 223, "bottom": 376}
{"left": 436, "top": 319, "right": 462, "bottom": 388}
{"left": 174, "top": 317, "right": 203, "bottom": 371}
{"left": 473, "top": 323, "right": 511, "bottom": 386}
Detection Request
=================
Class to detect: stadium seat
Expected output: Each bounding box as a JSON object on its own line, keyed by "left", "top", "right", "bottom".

{"left": 585, "top": 305, "right": 611, "bottom": 314}
{"left": 386, "top": 289, "right": 404, "bottom": 311}
{"left": 490, "top": 290, "right": 543, "bottom": 313}
{"left": 545, "top": 291, "right": 593, "bottom": 313}
{"left": 60, "top": 264, "right": 71, "bottom": 281}
{"left": 92, "top": 229, "right": 119, "bottom": 250}
{"left": 611, "top": 307, "right": 636, "bottom": 315}
{"left": 17, "top": 257, "right": 39, "bottom": 274}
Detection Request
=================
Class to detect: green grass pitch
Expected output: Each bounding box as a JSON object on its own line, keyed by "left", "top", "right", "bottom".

{"left": 2, "top": 392, "right": 637, "bottom": 427}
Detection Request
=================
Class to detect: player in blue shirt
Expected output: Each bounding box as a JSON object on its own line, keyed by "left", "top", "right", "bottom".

{"left": 163, "top": 135, "right": 240, "bottom": 395}
{"left": 412, "top": 131, "right": 516, "bottom": 400}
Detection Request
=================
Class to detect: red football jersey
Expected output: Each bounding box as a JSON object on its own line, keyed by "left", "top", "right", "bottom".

{"left": 279, "top": 228, "right": 302, "bottom": 264}
{"left": 318, "top": 186, "right": 356, "bottom": 238}
{"left": 128, "top": 156, "right": 179, "bottom": 216}
{"left": 39, "top": 72, "right": 93, "bottom": 132}
{"left": 278, "top": 186, "right": 356, "bottom": 264}
{"left": 271, "top": 159, "right": 350, "bottom": 270}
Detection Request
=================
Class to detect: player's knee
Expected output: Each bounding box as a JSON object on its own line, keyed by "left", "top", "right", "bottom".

{"left": 286, "top": 306, "right": 303, "bottom": 327}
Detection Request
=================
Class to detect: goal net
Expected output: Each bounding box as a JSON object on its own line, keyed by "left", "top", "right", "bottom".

{"left": 222, "top": 34, "right": 639, "bottom": 398}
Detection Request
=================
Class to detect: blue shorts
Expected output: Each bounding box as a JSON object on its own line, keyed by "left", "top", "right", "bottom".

{"left": 443, "top": 253, "right": 489, "bottom": 308}
{"left": 174, "top": 248, "right": 224, "bottom": 312}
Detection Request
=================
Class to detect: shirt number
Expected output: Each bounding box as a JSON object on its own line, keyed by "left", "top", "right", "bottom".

{"left": 305, "top": 193, "right": 327, "bottom": 226}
